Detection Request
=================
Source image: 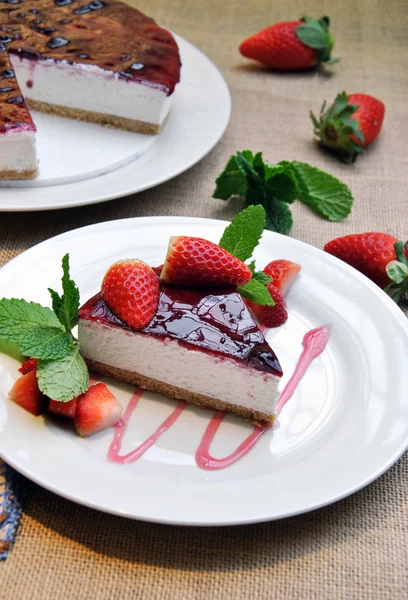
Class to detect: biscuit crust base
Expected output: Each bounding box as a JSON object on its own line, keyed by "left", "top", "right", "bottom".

{"left": 0, "top": 166, "right": 38, "bottom": 180}
{"left": 85, "top": 358, "right": 275, "bottom": 428}
{"left": 27, "top": 99, "right": 161, "bottom": 135}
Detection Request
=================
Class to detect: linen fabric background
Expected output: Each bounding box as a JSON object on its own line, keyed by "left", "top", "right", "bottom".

{"left": 1, "top": 0, "right": 407, "bottom": 598}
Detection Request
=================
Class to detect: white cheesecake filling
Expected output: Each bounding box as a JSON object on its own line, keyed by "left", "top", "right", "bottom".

{"left": 79, "top": 320, "right": 280, "bottom": 416}
{"left": 0, "top": 128, "right": 37, "bottom": 173}
{"left": 9, "top": 55, "right": 172, "bottom": 126}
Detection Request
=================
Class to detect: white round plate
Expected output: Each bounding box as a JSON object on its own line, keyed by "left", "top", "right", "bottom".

{"left": 1, "top": 217, "right": 408, "bottom": 526}
{"left": 0, "top": 35, "right": 231, "bottom": 211}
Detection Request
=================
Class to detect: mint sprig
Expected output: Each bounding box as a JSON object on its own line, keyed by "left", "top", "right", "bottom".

{"left": 213, "top": 150, "right": 354, "bottom": 234}
{"left": 0, "top": 255, "right": 89, "bottom": 401}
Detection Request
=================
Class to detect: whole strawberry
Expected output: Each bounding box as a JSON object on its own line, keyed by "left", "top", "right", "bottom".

{"left": 311, "top": 91, "right": 385, "bottom": 162}
{"left": 102, "top": 259, "right": 159, "bottom": 329}
{"left": 239, "top": 16, "right": 338, "bottom": 70}
{"left": 324, "top": 233, "right": 407, "bottom": 291}
{"left": 160, "top": 236, "right": 252, "bottom": 287}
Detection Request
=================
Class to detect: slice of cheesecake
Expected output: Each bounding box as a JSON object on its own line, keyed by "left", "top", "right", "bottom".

{"left": 0, "top": 52, "right": 37, "bottom": 179}
{"left": 78, "top": 285, "right": 283, "bottom": 426}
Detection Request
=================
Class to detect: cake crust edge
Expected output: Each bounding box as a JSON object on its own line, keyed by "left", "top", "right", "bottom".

{"left": 85, "top": 358, "right": 275, "bottom": 428}
{"left": 0, "top": 167, "right": 38, "bottom": 180}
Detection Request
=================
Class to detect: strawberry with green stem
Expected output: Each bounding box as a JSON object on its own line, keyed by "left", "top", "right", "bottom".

{"left": 311, "top": 91, "right": 385, "bottom": 163}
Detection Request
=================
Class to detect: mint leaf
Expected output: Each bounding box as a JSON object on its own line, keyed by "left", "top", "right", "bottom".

{"left": 219, "top": 205, "right": 266, "bottom": 261}
{"left": 265, "top": 197, "right": 293, "bottom": 234}
{"left": 0, "top": 299, "right": 63, "bottom": 346}
{"left": 238, "top": 279, "right": 274, "bottom": 306}
{"left": 37, "top": 344, "right": 89, "bottom": 402}
{"left": 19, "top": 326, "right": 74, "bottom": 360}
{"left": 48, "top": 254, "right": 80, "bottom": 332}
{"left": 290, "top": 161, "right": 353, "bottom": 221}
{"left": 252, "top": 271, "right": 272, "bottom": 285}
{"left": 213, "top": 156, "right": 248, "bottom": 200}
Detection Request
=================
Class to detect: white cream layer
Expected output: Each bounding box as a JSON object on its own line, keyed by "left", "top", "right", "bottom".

{"left": 78, "top": 320, "right": 280, "bottom": 416}
{"left": 9, "top": 55, "right": 172, "bottom": 126}
{"left": 0, "top": 128, "right": 37, "bottom": 173}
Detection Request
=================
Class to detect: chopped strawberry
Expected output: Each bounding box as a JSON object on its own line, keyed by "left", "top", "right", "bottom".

{"left": 9, "top": 370, "right": 45, "bottom": 416}
{"left": 152, "top": 265, "right": 163, "bottom": 277}
{"left": 160, "top": 236, "right": 252, "bottom": 287}
{"left": 48, "top": 397, "right": 78, "bottom": 419}
{"left": 324, "top": 233, "right": 401, "bottom": 288}
{"left": 101, "top": 259, "right": 159, "bottom": 329}
{"left": 18, "top": 358, "right": 39, "bottom": 374}
{"left": 75, "top": 383, "right": 123, "bottom": 437}
{"left": 246, "top": 283, "right": 288, "bottom": 328}
{"left": 263, "top": 259, "right": 301, "bottom": 296}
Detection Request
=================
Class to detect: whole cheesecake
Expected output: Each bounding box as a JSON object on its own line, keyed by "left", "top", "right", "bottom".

{"left": 78, "top": 284, "right": 283, "bottom": 426}
{"left": 0, "top": 0, "right": 181, "bottom": 178}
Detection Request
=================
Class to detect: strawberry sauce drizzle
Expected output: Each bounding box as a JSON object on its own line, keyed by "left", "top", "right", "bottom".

{"left": 108, "top": 388, "right": 185, "bottom": 464}
{"left": 107, "top": 326, "right": 331, "bottom": 470}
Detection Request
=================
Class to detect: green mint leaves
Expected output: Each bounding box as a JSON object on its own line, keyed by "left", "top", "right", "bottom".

{"left": 384, "top": 241, "right": 408, "bottom": 306}
{"left": 218, "top": 205, "right": 275, "bottom": 306}
{"left": 0, "top": 254, "right": 88, "bottom": 401}
{"left": 214, "top": 150, "right": 354, "bottom": 234}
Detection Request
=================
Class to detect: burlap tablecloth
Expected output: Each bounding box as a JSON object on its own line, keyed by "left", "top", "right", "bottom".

{"left": 1, "top": 0, "right": 408, "bottom": 598}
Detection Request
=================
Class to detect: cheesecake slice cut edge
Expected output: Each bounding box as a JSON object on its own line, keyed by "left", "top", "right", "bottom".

{"left": 78, "top": 285, "right": 283, "bottom": 427}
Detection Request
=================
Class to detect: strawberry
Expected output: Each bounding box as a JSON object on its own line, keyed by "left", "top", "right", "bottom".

{"left": 324, "top": 233, "right": 400, "bottom": 288}
{"left": 160, "top": 236, "right": 252, "bottom": 287}
{"left": 311, "top": 91, "right": 385, "bottom": 162}
{"left": 75, "top": 383, "right": 122, "bottom": 437}
{"left": 48, "top": 397, "right": 78, "bottom": 419}
{"left": 239, "top": 16, "right": 337, "bottom": 70}
{"left": 246, "top": 283, "right": 288, "bottom": 328}
{"left": 18, "top": 358, "right": 39, "bottom": 374}
{"left": 263, "top": 259, "right": 301, "bottom": 296}
{"left": 101, "top": 259, "right": 159, "bottom": 329}
{"left": 9, "top": 369, "right": 45, "bottom": 416}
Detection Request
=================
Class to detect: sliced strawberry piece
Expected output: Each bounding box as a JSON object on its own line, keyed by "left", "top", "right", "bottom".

{"left": 160, "top": 236, "right": 252, "bottom": 287}
{"left": 75, "top": 383, "right": 123, "bottom": 437}
{"left": 9, "top": 370, "right": 45, "bottom": 416}
{"left": 246, "top": 283, "right": 288, "bottom": 328}
{"left": 324, "top": 233, "right": 399, "bottom": 288}
{"left": 18, "top": 358, "right": 39, "bottom": 374}
{"left": 48, "top": 397, "right": 78, "bottom": 419}
{"left": 263, "top": 259, "right": 301, "bottom": 296}
{"left": 101, "top": 259, "right": 159, "bottom": 329}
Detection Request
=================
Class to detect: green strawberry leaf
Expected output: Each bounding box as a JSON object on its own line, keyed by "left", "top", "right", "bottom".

{"left": 37, "top": 343, "right": 89, "bottom": 402}
{"left": 219, "top": 205, "right": 266, "bottom": 261}
{"left": 238, "top": 278, "right": 275, "bottom": 306}
{"left": 296, "top": 18, "right": 330, "bottom": 49}
{"left": 19, "top": 325, "right": 74, "bottom": 360}
{"left": 290, "top": 161, "right": 354, "bottom": 221}
{"left": 0, "top": 299, "right": 63, "bottom": 346}
{"left": 386, "top": 260, "right": 408, "bottom": 284}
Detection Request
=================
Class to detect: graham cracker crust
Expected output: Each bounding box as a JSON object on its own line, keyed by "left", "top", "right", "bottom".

{"left": 85, "top": 358, "right": 275, "bottom": 427}
{"left": 27, "top": 99, "right": 161, "bottom": 135}
{"left": 0, "top": 166, "right": 38, "bottom": 180}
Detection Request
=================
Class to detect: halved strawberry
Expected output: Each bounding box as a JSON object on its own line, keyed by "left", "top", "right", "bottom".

{"left": 48, "top": 397, "right": 78, "bottom": 419}
{"left": 101, "top": 259, "right": 159, "bottom": 329}
{"left": 263, "top": 259, "right": 301, "bottom": 296}
{"left": 75, "top": 383, "right": 123, "bottom": 437}
{"left": 246, "top": 283, "right": 288, "bottom": 328}
{"left": 160, "top": 236, "right": 252, "bottom": 287}
{"left": 18, "top": 358, "right": 39, "bottom": 374}
{"left": 9, "top": 370, "right": 45, "bottom": 416}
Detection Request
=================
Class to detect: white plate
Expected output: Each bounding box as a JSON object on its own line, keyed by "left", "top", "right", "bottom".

{"left": 0, "top": 36, "right": 231, "bottom": 211}
{"left": 1, "top": 217, "right": 408, "bottom": 526}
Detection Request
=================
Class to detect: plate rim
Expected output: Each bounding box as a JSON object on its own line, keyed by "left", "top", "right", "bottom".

{"left": 0, "top": 34, "right": 231, "bottom": 212}
{"left": 1, "top": 215, "right": 408, "bottom": 526}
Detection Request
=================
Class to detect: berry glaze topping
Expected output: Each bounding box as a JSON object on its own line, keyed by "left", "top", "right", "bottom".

{"left": 79, "top": 285, "right": 283, "bottom": 377}
{"left": 0, "top": 0, "right": 180, "bottom": 93}
{"left": 0, "top": 52, "right": 34, "bottom": 132}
